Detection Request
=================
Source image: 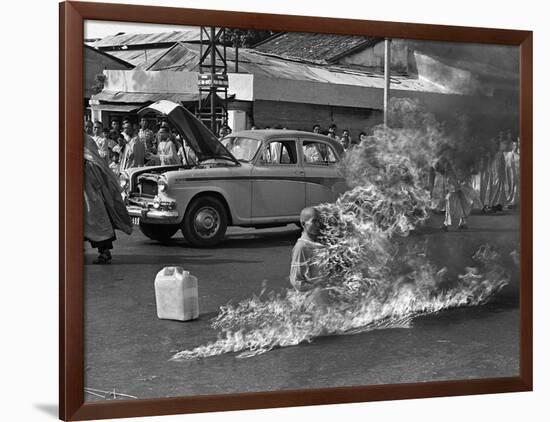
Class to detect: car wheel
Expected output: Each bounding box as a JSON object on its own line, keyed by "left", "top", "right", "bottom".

{"left": 182, "top": 196, "right": 228, "bottom": 247}
{"left": 139, "top": 222, "right": 179, "bottom": 242}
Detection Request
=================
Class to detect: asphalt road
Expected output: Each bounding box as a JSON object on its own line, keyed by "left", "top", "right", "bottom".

{"left": 84, "top": 211, "right": 520, "bottom": 401}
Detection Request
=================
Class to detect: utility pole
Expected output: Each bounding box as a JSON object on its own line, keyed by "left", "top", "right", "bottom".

{"left": 383, "top": 38, "right": 392, "bottom": 127}
{"left": 209, "top": 27, "right": 216, "bottom": 133}
{"left": 234, "top": 30, "right": 240, "bottom": 73}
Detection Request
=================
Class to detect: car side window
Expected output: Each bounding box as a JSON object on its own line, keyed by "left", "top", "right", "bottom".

{"left": 260, "top": 141, "right": 297, "bottom": 165}
{"left": 302, "top": 141, "right": 338, "bottom": 165}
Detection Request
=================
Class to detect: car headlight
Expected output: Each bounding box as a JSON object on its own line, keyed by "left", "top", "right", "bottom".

{"left": 157, "top": 176, "right": 167, "bottom": 192}
{"left": 119, "top": 173, "right": 129, "bottom": 190}
{"left": 153, "top": 196, "right": 161, "bottom": 209}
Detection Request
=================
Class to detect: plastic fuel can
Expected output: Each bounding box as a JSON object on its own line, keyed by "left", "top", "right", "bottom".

{"left": 154, "top": 267, "right": 199, "bottom": 321}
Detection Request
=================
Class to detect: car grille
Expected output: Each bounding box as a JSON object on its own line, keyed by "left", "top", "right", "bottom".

{"left": 139, "top": 179, "right": 158, "bottom": 197}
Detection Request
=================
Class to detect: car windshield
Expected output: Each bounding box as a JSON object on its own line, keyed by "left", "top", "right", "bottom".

{"left": 221, "top": 137, "right": 262, "bottom": 162}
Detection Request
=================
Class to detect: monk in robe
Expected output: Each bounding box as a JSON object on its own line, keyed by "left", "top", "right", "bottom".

{"left": 156, "top": 125, "right": 180, "bottom": 165}
{"left": 506, "top": 138, "right": 520, "bottom": 207}
{"left": 487, "top": 140, "right": 509, "bottom": 212}
{"left": 466, "top": 166, "right": 483, "bottom": 211}
{"left": 430, "top": 164, "right": 447, "bottom": 213}
{"left": 436, "top": 158, "right": 475, "bottom": 231}
{"left": 84, "top": 133, "right": 132, "bottom": 264}
{"left": 290, "top": 207, "right": 329, "bottom": 312}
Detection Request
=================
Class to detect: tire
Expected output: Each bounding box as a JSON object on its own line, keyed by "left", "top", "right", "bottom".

{"left": 139, "top": 222, "right": 179, "bottom": 242}
{"left": 182, "top": 196, "right": 228, "bottom": 247}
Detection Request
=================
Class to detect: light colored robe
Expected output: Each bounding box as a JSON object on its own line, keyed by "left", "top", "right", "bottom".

{"left": 158, "top": 140, "right": 180, "bottom": 165}
{"left": 431, "top": 172, "right": 447, "bottom": 212}
{"left": 442, "top": 164, "right": 475, "bottom": 227}
{"left": 506, "top": 151, "right": 520, "bottom": 206}
{"left": 487, "top": 151, "right": 508, "bottom": 207}
{"left": 290, "top": 235, "right": 323, "bottom": 292}
{"left": 479, "top": 154, "right": 492, "bottom": 206}
{"left": 120, "top": 134, "right": 145, "bottom": 170}
{"left": 290, "top": 234, "right": 329, "bottom": 311}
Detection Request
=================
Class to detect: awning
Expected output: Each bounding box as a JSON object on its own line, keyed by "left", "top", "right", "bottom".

{"left": 89, "top": 104, "right": 142, "bottom": 112}
{"left": 91, "top": 91, "right": 200, "bottom": 104}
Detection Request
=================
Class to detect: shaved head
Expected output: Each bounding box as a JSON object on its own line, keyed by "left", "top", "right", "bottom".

{"left": 300, "top": 207, "right": 321, "bottom": 240}
{"left": 300, "top": 207, "right": 319, "bottom": 225}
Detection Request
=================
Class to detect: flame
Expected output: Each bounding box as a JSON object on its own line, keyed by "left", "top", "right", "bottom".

{"left": 171, "top": 243, "right": 508, "bottom": 360}
{"left": 171, "top": 98, "right": 512, "bottom": 361}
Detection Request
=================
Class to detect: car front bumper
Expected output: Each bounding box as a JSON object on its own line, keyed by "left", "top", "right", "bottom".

{"left": 126, "top": 200, "right": 180, "bottom": 225}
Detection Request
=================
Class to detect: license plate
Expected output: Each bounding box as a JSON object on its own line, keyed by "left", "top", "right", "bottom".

{"left": 131, "top": 217, "right": 140, "bottom": 225}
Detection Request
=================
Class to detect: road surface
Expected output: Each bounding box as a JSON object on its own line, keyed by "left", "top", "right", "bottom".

{"left": 84, "top": 211, "right": 520, "bottom": 401}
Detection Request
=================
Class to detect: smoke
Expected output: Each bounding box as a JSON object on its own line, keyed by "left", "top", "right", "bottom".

{"left": 170, "top": 98, "right": 511, "bottom": 361}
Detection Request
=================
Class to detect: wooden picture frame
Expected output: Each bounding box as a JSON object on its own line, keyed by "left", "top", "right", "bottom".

{"left": 60, "top": 1, "right": 532, "bottom": 420}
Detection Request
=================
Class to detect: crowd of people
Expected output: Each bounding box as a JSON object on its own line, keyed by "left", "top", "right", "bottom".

{"left": 85, "top": 116, "right": 197, "bottom": 176}
{"left": 85, "top": 115, "right": 367, "bottom": 176}
{"left": 429, "top": 131, "right": 520, "bottom": 231}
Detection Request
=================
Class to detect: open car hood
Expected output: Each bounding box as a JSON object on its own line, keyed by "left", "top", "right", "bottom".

{"left": 139, "top": 100, "right": 236, "bottom": 163}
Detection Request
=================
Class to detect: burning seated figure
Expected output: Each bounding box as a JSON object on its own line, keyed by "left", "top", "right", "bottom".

{"left": 290, "top": 207, "right": 329, "bottom": 310}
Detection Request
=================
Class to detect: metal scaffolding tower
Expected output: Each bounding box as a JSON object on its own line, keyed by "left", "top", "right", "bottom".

{"left": 198, "top": 27, "right": 229, "bottom": 135}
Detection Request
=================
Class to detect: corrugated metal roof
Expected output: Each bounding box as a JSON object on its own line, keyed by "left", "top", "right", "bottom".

{"left": 140, "top": 43, "right": 452, "bottom": 94}
{"left": 92, "top": 91, "right": 200, "bottom": 103}
{"left": 253, "top": 32, "right": 381, "bottom": 64}
{"left": 90, "top": 29, "right": 201, "bottom": 48}
{"left": 84, "top": 45, "right": 135, "bottom": 68}
{"left": 135, "top": 43, "right": 200, "bottom": 71}
{"left": 103, "top": 47, "right": 173, "bottom": 67}
{"left": 89, "top": 103, "right": 142, "bottom": 112}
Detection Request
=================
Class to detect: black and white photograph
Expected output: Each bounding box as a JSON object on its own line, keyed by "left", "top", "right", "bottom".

{"left": 82, "top": 19, "right": 521, "bottom": 402}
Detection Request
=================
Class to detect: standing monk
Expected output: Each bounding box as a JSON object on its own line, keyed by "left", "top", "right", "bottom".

{"left": 487, "top": 140, "right": 508, "bottom": 212}
{"left": 436, "top": 158, "right": 475, "bottom": 231}
{"left": 506, "top": 138, "right": 520, "bottom": 207}
{"left": 156, "top": 124, "right": 180, "bottom": 165}
{"left": 119, "top": 119, "right": 145, "bottom": 170}
{"left": 84, "top": 133, "right": 132, "bottom": 264}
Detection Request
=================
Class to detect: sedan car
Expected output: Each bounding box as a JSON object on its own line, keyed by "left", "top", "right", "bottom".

{"left": 123, "top": 100, "right": 347, "bottom": 247}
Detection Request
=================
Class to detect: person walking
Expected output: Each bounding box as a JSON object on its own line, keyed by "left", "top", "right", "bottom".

{"left": 84, "top": 133, "right": 132, "bottom": 264}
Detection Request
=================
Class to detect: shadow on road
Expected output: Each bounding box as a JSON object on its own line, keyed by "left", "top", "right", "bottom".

{"left": 220, "top": 230, "right": 300, "bottom": 249}
{"left": 139, "top": 228, "right": 301, "bottom": 250}
{"left": 85, "top": 254, "right": 263, "bottom": 266}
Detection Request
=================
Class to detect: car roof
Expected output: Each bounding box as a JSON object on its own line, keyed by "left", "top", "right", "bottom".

{"left": 228, "top": 129, "right": 344, "bottom": 153}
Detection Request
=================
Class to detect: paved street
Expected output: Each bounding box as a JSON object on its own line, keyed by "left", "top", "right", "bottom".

{"left": 84, "top": 211, "right": 520, "bottom": 401}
